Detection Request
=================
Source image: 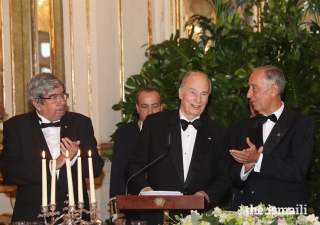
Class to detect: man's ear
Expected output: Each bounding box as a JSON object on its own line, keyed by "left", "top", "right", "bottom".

{"left": 178, "top": 88, "right": 183, "bottom": 100}
{"left": 271, "top": 84, "right": 279, "bottom": 96}
{"left": 32, "top": 99, "right": 42, "bottom": 111}
{"left": 136, "top": 104, "right": 140, "bottom": 114}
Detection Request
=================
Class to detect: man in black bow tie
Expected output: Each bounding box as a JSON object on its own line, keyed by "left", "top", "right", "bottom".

{"left": 125, "top": 71, "right": 232, "bottom": 224}
{"left": 0, "top": 73, "right": 104, "bottom": 222}
{"left": 229, "top": 65, "right": 314, "bottom": 209}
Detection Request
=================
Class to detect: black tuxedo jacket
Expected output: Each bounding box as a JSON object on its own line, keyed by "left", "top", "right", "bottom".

{"left": 110, "top": 121, "right": 140, "bottom": 198}
{"left": 109, "top": 122, "right": 140, "bottom": 225}
{"left": 0, "top": 111, "right": 104, "bottom": 222}
{"left": 125, "top": 109, "right": 232, "bottom": 205}
{"left": 230, "top": 107, "right": 314, "bottom": 208}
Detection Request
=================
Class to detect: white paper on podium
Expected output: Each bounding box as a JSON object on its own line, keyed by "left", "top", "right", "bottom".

{"left": 140, "top": 191, "right": 183, "bottom": 196}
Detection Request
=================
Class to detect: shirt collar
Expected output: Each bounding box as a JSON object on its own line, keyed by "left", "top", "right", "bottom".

{"left": 179, "top": 109, "right": 200, "bottom": 122}
{"left": 263, "top": 101, "right": 284, "bottom": 120}
{"left": 36, "top": 111, "right": 60, "bottom": 123}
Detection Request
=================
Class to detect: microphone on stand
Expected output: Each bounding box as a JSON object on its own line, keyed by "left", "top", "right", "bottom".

{"left": 125, "top": 133, "right": 171, "bottom": 195}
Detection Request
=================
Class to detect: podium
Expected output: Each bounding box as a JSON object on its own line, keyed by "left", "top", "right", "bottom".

{"left": 116, "top": 195, "right": 211, "bottom": 224}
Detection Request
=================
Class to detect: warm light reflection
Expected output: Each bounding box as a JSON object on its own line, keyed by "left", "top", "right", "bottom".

{"left": 88, "top": 150, "right": 92, "bottom": 157}
{"left": 42, "top": 151, "right": 45, "bottom": 159}
{"left": 78, "top": 149, "right": 81, "bottom": 157}
{"left": 66, "top": 150, "right": 69, "bottom": 158}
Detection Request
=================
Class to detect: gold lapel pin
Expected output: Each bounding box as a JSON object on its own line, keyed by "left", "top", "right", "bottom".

{"left": 208, "top": 137, "right": 211, "bottom": 140}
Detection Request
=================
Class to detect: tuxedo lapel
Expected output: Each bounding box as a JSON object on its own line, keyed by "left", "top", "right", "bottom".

{"left": 165, "top": 110, "right": 184, "bottom": 185}
{"left": 30, "top": 111, "right": 52, "bottom": 160}
{"left": 184, "top": 115, "right": 212, "bottom": 188}
{"left": 248, "top": 119, "right": 263, "bottom": 149}
{"left": 58, "top": 114, "right": 70, "bottom": 182}
{"left": 263, "top": 109, "right": 290, "bottom": 155}
{"left": 60, "top": 113, "right": 70, "bottom": 139}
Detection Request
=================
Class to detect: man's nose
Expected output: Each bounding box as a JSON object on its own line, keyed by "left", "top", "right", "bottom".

{"left": 195, "top": 93, "right": 201, "bottom": 103}
{"left": 247, "top": 89, "right": 252, "bottom": 98}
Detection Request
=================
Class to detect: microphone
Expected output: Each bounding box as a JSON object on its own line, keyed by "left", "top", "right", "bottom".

{"left": 125, "top": 133, "right": 171, "bottom": 195}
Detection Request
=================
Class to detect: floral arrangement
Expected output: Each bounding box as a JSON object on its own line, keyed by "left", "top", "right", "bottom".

{"left": 171, "top": 204, "right": 320, "bottom": 225}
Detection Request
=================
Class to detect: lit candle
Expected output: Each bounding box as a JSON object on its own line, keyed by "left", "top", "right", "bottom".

{"left": 88, "top": 150, "right": 96, "bottom": 202}
{"left": 42, "top": 151, "right": 47, "bottom": 206}
{"left": 77, "top": 150, "right": 83, "bottom": 202}
{"left": 50, "top": 154, "right": 56, "bottom": 204}
{"left": 65, "top": 150, "right": 75, "bottom": 206}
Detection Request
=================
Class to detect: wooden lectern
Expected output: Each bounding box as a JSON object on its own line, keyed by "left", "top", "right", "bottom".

{"left": 116, "top": 195, "right": 211, "bottom": 224}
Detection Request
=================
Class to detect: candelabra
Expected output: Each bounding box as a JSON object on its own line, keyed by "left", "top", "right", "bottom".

{"left": 38, "top": 201, "right": 103, "bottom": 225}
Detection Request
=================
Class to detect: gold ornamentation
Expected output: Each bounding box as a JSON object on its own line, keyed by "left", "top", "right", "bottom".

{"left": 154, "top": 197, "right": 166, "bottom": 206}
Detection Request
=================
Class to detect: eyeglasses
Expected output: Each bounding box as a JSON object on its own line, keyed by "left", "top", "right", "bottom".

{"left": 38, "top": 93, "right": 69, "bottom": 103}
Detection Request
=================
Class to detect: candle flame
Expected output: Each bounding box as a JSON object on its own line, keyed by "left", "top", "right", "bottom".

{"left": 78, "top": 149, "right": 81, "bottom": 157}
{"left": 66, "top": 150, "right": 69, "bottom": 158}
{"left": 42, "top": 151, "right": 45, "bottom": 158}
{"left": 88, "top": 150, "right": 91, "bottom": 157}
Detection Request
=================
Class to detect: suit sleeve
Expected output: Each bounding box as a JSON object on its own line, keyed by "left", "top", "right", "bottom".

{"left": 259, "top": 116, "right": 314, "bottom": 182}
{"left": 228, "top": 122, "right": 247, "bottom": 187}
{"left": 124, "top": 118, "right": 152, "bottom": 194}
{"left": 109, "top": 128, "right": 127, "bottom": 198}
{"left": 0, "top": 120, "right": 42, "bottom": 185}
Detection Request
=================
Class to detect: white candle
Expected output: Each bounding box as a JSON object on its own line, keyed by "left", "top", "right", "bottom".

{"left": 65, "top": 150, "right": 75, "bottom": 206}
{"left": 50, "top": 155, "right": 56, "bottom": 204}
{"left": 88, "top": 150, "right": 96, "bottom": 202}
{"left": 42, "top": 151, "right": 47, "bottom": 206}
{"left": 77, "top": 150, "right": 83, "bottom": 202}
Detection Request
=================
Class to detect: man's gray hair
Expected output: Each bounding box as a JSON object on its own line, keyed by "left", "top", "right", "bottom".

{"left": 253, "top": 65, "right": 286, "bottom": 96}
{"left": 27, "top": 73, "right": 65, "bottom": 110}
{"left": 180, "top": 70, "right": 212, "bottom": 93}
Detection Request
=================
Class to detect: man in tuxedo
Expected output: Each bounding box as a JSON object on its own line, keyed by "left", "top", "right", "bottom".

{"left": 230, "top": 65, "right": 314, "bottom": 209}
{"left": 0, "top": 73, "right": 104, "bottom": 222}
{"left": 109, "top": 88, "right": 162, "bottom": 225}
{"left": 125, "top": 71, "right": 232, "bottom": 224}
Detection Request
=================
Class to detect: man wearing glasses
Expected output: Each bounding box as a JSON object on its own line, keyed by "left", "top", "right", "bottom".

{"left": 0, "top": 73, "right": 104, "bottom": 222}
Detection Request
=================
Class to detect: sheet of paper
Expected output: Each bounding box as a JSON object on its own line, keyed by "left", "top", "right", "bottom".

{"left": 140, "top": 191, "right": 183, "bottom": 196}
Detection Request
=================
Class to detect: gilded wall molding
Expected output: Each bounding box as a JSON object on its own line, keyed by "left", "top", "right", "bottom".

{"left": 69, "top": 0, "right": 76, "bottom": 112}
{"left": 86, "top": 0, "right": 93, "bottom": 119}
{"left": 118, "top": 0, "right": 124, "bottom": 102}
{"left": 147, "top": 0, "right": 152, "bottom": 47}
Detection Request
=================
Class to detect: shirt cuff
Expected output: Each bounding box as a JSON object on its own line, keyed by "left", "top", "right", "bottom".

{"left": 112, "top": 213, "right": 125, "bottom": 222}
{"left": 70, "top": 154, "right": 78, "bottom": 166}
{"left": 254, "top": 153, "right": 263, "bottom": 172}
{"left": 240, "top": 165, "right": 254, "bottom": 181}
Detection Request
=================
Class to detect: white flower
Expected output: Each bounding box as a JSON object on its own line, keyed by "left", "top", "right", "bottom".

{"left": 174, "top": 206, "right": 320, "bottom": 225}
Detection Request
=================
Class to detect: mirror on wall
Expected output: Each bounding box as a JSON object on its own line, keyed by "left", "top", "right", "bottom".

{"left": 9, "top": 0, "right": 65, "bottom": 116}
{"left": 0, "top": 1, "right": 6, "bottom": 123}
{"left": 37, "top": 0, "right": 51, "bottom": 73}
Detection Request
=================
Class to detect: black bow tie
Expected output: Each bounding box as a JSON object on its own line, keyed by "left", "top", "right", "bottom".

{"left": 180, "top": 119, "right": 201, "bottom": 131}
{"left": 38, "top": 117, "right": 61, "bottom": 128}
{"left": 40, "top": 121, "right": 61, "bottom": 128}
{"left": 257, "top": 114, "right": 277, "bottom": 124}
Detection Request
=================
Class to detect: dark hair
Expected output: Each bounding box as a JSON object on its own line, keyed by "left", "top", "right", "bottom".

{"left": 27, "top": 73, "right": 66, "bottom": 110}
{"left": 180, "top": 70, "right": 212, "bottom": 93}
{"left": 136, "top": 88, "right": 162, "bottom": 104}
{"left": 253, "top": 65, "right": 286, "bottom": 96}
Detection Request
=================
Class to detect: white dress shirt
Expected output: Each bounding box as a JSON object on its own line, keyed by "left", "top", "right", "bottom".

{"left": 37, "top": 112, "right": 76, "bottom": 179}
{"left": 180, "top": 110, "right": 199, "bottom": 181}
{"left": 241, "top": 102, "right": 284, "bottom": 180}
